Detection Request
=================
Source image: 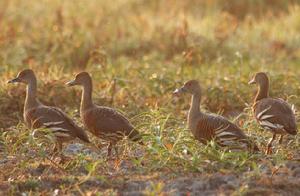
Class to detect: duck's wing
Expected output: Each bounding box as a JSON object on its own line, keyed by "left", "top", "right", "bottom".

{"left": 254, "top": 98, "right": 297, "bottom": 135}
{"left": 26, "top": 105, "right": 90, "bottom": 142}
{"left": 196, "top": 114, "right": 250, "bottom": 149}
{"left": 84, "top": 106, "right": 141, "bottom": 142}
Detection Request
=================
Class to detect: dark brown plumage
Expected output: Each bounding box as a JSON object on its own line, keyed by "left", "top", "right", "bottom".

{"left": 7, "top": 69, "right": 90, "bottom": 153}
{"left": 174, "top": 80, "right": 258, "bottom": 151}
{"left": 249, "top": 72, "right": 297, "bottom": 154}
{"left": 66, "top": 72, "right": 142, "bottom": 157}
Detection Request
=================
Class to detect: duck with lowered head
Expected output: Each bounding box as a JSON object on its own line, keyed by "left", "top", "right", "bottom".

{"left": 174, "top": 79, "right": 259, "bottom": 152}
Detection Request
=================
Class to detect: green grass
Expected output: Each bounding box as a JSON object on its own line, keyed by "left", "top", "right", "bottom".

{"left": 1, "top": 0, "right": 300, "bottom": 195}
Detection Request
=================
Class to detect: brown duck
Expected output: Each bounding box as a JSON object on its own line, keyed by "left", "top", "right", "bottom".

{"left": 7, "top": 69, "right": 90, "bottom": 153}
{"left": 249, "top": 72, "right": 297, "bottom": 154}
{"left": 66, "top": 72, "right": 142, "bottom": 157}
{"left": 174, "top": 80, "right": 258, "bottom": 151}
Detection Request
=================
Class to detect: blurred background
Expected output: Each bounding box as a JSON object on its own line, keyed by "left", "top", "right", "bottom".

{"left": 1, "top": 0, "right": 300, "bottom": 128}
{"left": 1, "top": 0, "right": 299, "bottom": 68}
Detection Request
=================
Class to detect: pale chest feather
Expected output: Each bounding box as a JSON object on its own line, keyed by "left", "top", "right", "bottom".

{"left": 81, "top": 110, "right": 100, "bottom": 136}
{"left": 188, "top": 112, "right": 200, "bottom": 135}
{"left": 252, "top": 102, "right": 287, "bottom": 134}
{"left": 23, "top": 111, "right": 31, "bottom": 128}
{"left": 81, "top": 111, "right": 93, "bottom": 129}
{"left": 24, "top": 108, "right": 39, "bottom": 129}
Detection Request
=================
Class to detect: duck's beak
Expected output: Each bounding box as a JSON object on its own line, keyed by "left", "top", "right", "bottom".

{"left": 66, "top": 79, "right": 77, "bottom": 86}
{"left": 248, "top": 78, "right": 256, "bottom": 85}
{"left": 173, "top": 87, "right": 185, "bottom": 96}
{"left": 7, "top": 77, "right": 21, "bottom": 84}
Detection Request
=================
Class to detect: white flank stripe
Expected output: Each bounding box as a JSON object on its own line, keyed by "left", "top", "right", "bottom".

{"left": 259, "top": 120, "right": 278, "bottom": 129}
{"left": 217, "top": 131, "right": 237, "bottom": 137}
{"left": 260, "top": 114, "right": 274, "bottom": 120}
{"left": 291, "top": 104, "right": 296, "bottom": 114}
{"left": 257, "top": 106, "right": 271, "bottom": 119}
{"left": 50, "top": 127, "right": 70, "bottom": 132}
{"left": 43, "top": 121, "right": 64, "bottom": 126}
{"left": 219, "top": 137, "right": 237, "bottom": 142}
{"left": 215, "top": 125, "right": 230, "bottom": 134}
{"left": 54, "top": 132, "right": 70, "bottom": 137}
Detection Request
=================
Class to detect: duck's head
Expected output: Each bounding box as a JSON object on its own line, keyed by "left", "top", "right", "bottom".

{"left": 173, "top": 80, "right": 201, "bottom": 96}
{"left": 66, "top": 72, "right": 91, "bottom": 86}
{"left": 7, "top": 69, "right": 36, "bottom": 84}
{"left": 248, "top": 72, "right": 269, "bottom": 86}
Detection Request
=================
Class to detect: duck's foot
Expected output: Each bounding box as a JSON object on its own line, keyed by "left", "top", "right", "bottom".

{"left": 278, "top": 135, "right": 284, "bottom": 144}
{"left": 265, "top": 146, "right": 273, "bottom": 155}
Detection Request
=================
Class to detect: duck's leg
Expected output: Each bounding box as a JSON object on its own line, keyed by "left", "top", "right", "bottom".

{"left": 278, "top": 135, "right": 284, "bottom": 144}
{"left": 57, "top": 141, "right": 63, "bottom": 152}
{"left": 52, "top": 143, "right": 59, "bottom": 153}
{"left": 56, "top": 141, "right": 70, "bottom": 163}
{"left": 107, "top": 142, "right": 113, "bottom": 158}
{"left": 266, "top": 134, "right": 276, "bottom": 154}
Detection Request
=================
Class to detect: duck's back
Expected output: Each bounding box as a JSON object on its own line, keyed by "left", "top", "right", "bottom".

{"left": 25, "top": 105, "right": 89, "bottom": 142}
{"left": 192, "top": 113, "right": 248, "bottom": 147}
{"left": 81, "top": 106, "right": 139, "bottom": 142}
{"left": 254, "top": 98, "right": 297, "bottom": 135}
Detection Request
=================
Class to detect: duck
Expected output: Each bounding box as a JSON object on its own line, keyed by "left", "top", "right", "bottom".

{"left": 7, "top": 69, "right": 90, "bottom": 154}
{"left": 173, "top": 80, "right": 258, "bottom": 152}
{"left": 248, "top": 72, "right": 297, "bottom": 154}
{"left": 66, "top": 72, "right": 143, "bottom": 158}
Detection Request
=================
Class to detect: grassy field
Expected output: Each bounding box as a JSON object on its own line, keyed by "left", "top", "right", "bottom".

{"left": 1, "top": 0, "right": 300, "bottom": 195}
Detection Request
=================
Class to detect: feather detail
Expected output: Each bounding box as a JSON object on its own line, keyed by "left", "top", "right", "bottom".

{"left": 50, "top": 127, "right": 70, "bottom": 132}
{"left": 260, "top": 114, "right": 274, "bottom": 120}
{"left": 256, "top": 105, "right": 272, "bottom": 119}
{"left": 216, "top": 131, "right": 238, "bottom": 138}
{"left": 54, "top": 132, "right": 72, "bottom": 138}
{"left": 214, "top": 124, "right": 230, "bottom": 134}
{"left": 43, "top": 121, "right": 64, "bottom": 127}
{"left": 259, "top": 120, "right": 284, "bottom": 129}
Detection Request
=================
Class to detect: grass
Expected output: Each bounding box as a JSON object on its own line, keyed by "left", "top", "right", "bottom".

{"left": 1, "top": 0, "right": 300, "bottom": 195}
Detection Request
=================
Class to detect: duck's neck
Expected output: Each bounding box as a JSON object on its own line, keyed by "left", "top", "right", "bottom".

{"left": 255, "top": 81, "right": 269, "bottom": 102}
{"left": 25, "top": 78, "right": 39, "bottom": 110}
{"left": 188, "top": 92, "right": 202, "bottom": 123}
{"left": 81, "top": 79, "right": 94, "bottom": 112}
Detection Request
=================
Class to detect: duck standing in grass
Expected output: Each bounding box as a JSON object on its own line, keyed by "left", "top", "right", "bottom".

{"left": 248, "top": 72, "right": 297, "bottom": 154}
{"left": 66, "top": 72, "right": 143, "bottom": 158}
{"left": 7, "top": 69, "right": 90, "bottom": 154}
{"left": 173, "top": 80, "right": 259, "bottom": 152}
